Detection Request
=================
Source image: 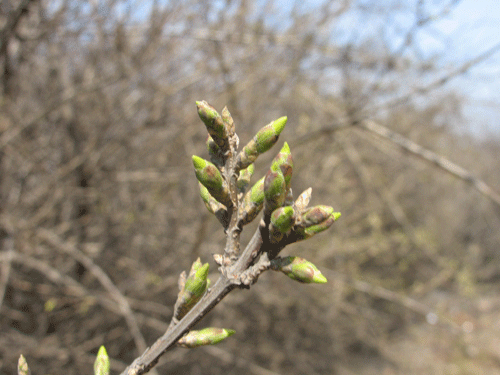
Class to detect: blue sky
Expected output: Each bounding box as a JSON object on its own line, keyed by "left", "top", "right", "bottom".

{"left": 410, "top": 0, "right": 500, "bottom": 135}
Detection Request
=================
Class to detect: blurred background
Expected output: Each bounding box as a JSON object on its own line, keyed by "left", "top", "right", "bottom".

{"left": 1, "top": 0, "right": 500, "bottom": 374}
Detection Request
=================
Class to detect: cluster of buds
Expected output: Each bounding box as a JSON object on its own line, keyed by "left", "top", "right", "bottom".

{"left": 20, "top": 102, "right": 343, "bottom": 374}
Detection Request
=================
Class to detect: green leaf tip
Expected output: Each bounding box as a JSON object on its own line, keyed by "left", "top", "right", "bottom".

{"left": 94, "top": 345, "right": 110, "bottom": 375}
{"left": 192, "top": 155, "right": 206, "bottom": 170}
{"left": 178, "top": 328, "right": 236, "bottom": 348}
{"left": 333, "top": 212, "right": 341, "bottom": 221}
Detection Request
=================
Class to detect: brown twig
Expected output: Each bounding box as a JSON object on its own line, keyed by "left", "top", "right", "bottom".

{"left": 360, "top": 119, "right": 500, "bottom": 208}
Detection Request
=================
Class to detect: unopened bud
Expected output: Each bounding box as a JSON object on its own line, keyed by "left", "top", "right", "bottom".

{"left": 270, "top": 142, "right": 293, "bottom": 190}
{"left": 237, "top": 164, "right": 255, "bottom": 191}
{"left": 240, "top": 176, "right": 265, "bottom": 225}
{"left": 269, "top": 206, "right": 295, "bottom": 244}
{"left": 174, "top": 259, "right": 210, "bottom": 321}
{"left": 178, "top": 328, "right": 236, "bottom": 348}
{"left": 237, "top": 116, "right": 287, "bottom": 170}
{"left": 295, "top": 206, "right": 341, "bottom": 240}
{"left": 294, "top": 188, "right": 312, "bottom": 211}
{"left": 271, "top": 256, "right": 327, "bottom": 284}
{"left": 192, "top": 156, "right": 230, "bottom": 206}
{"left": 94, "top": 346, "right": 110, "bottom": 375}
{"left": 18, "top": 355, "right": 30, "bottom": 375}
{"left": 264, "top": 170, "right": 286, "bottom": 215}
{"left": 196, "top": 101, "right": 229, "bottom": 151}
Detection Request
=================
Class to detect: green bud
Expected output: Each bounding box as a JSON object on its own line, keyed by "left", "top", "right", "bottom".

{"left": 185, "top": 262, "right": 209, "bottom": 296}
{"left": 199, "top": 182, "right": 226, "bottom": 213}
{"left": 18, "top": 355, "right": 30, "bottom": 375}
{"left": 221, "top": 106, "right": 235, "bottom": 135}
{"left": 271, "top": 206, "right": 295, "bottom": 232}
{"left": 192, "top": 155, "right": 230, "bottom": 206}
{"left": 94, "top": 346, "right": 110, "bottom": 375}
{"left": 237, "top": 163, "right": 255, "bottom": 191}
{"left": 264, "top": 170, "right": 286, "bottom": 215}
{"left": 240, "top": 176, "right": 265, "bottom": 225}
{"left": 174, "top": 258, "right": 210, "bottom": 321}
{"left": 178, "top": 328, "right": 236, "bottom": 348}
{"left": 295, "top": 206, "right": 341, "bottom": 241}
{"left": 270, "top": 142, "right": 293, "bottom": 190}
{"left": 269, "top": 206, "right": 295, "bottom": 244}
{"left": 206, "top": 135, "right": 222, "bottom": 160}
{"left": 302, "top": 205, "right": 334, "bottom": 226}
{"left": 196, "top": 101, "right": 228, "bottom": 150}
{"left": 237, "top": 116, "right": 287, "bottom": 170}
{"left": 271, "top": 256, "right": 327, "bottom": 284}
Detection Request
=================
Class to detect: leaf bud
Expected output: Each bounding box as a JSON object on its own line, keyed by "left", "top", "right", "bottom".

{"left": 18, "top": 355, "right": 31, "bottom": 375}
{"left": 295, "top": 206, "right": 341, "bottom": 240}
{"left": 240, "top": 176, "right": 265, "bottom": 225}
{"left": 264, "top": 169, "right": 286, "bottom": 216}
{"left": 192, "top": 155, "right": 230, "bottom": 206}
{"left": 178, "top": 328, "right": 235, "bottom": 348}
{"left": 196, "top": 101, "right": 229, "bottom": 151}
{"left": 269, "top": 206, "right": 295, "bottom": 244}
{"left": 237, "top": 116, "right": 287, "bottom": 170}
{"left": 174, "top": 258, "right": 210, "bottom": 321}
{"left": 294, "top": 188, "right": 312, "bottom": 211}
{"left": 271, "top": 256, "right": 327, "bottom": 284}
{"left": 237, "top": 163, "right": 255, "bottom": 191}
{"left": 94, "top": 346, "right": 110, "bottom": 375}
{"left": 270, "top": 142, "right": 293, "bottom": 190}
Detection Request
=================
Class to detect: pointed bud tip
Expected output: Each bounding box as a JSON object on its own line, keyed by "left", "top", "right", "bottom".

{"left": 97, "top": 345, "right": 108, "bottom": 357}
{"left": 192, "top": 155, "right": 206, "bottom": 169}
{"left": 333, "top": 212, "right": 341, "bottom": 221}
{"left": 273, "top": 116, "right": 288, "bottom": 134}
{"left": 313, "top": 274, "right": 328, "bottom": 284}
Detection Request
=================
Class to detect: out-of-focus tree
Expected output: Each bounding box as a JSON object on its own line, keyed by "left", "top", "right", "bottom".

{"left": 1, "top": 0, "right": 499, "bottom": 373}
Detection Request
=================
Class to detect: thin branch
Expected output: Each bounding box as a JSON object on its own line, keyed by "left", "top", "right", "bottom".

{"left": 121, "top": 226, "right": 264, "bottom": 375}
{"left": 360, "top": 119, "right": 500, "bottom": 208}
{"left": 36, "top": 229, "right": 148, "bottom": 354}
